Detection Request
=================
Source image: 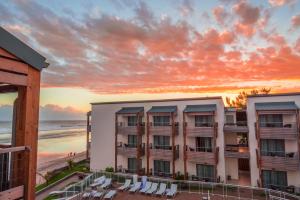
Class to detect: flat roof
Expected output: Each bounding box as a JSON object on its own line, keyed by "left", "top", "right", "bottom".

{"left": 248, "top": 92, "right": 300, "bottom": 98}
{"left": 91, "top": 96, "right": 222, "bottom": 105}
{"left": 0, "top": 26, "right": 47, "bottom": 70}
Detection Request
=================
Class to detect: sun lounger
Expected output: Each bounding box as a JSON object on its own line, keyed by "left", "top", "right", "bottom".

{"left": 118, "top": 179, "right": 131, "bottom": 191}
{"left": 129, "top": 182, "right": 141, "bottom": 193}
{"left": 101, "top": 178, "right": 112, "bottom": 189}
{"left": 155, "top": 183, "right": 166, "bottom": 196}
{"left": 90, "top": 176, "right": 106, "bottom": 187}
{"left": 82, "top": 190, "right": 97, "bottom": 199}
{"left": 145, "top": 182, "right": 158, "bottom": 195}
{"left": 94, "top": 175, "right": 106, "bottom": 183}
{"left": 140, "top": 182, "right": 152, "bottom": 193}
{"left": 166, "top": 184, "right": 177, "bottom": 197}
{"left": 104, "top": 190, "right": 117, "bottom": 199}
{"left": 92, "top": 191, "right": 104, "bottom": 199}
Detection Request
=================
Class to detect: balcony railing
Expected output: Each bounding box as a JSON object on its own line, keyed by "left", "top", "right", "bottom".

{"left": 257, "top": 122, "right": 298, "bottom": 140}
{"left": 149, "top": 144, "right": 179, "bottom": 160}
{"left": 224, "top": 121, "right": 248, "bottom": 133}
{"left": 149, "top": 122, "right": 179, "bottom": 136}
{"left": 260, "top": 151, "right": 299, "bottom": 171}
{"left": 186, "top": 146, "right": 216, "bottom": 165}
{"left": 150, "top": 169, "right": 173, "bottom": 178}
{"left": 0, "top": 146, "right": 29, "bottom": 200}
{"left": 188, "top": 174, "right": 217, "bottom": 182}
{"left": 117, "top": 142, "right": 145, "bottom": 157}
{"left": 117, "top": 122, "right": 145, "bottom": 135}
{"left": 186, "top": 122, "right": 217, "bottom": 137}
{"left": 224, "top": 145, "right": 250, "bottom": 159}
{"left": 117, "top": 167, "right": 145, "bottom": 175}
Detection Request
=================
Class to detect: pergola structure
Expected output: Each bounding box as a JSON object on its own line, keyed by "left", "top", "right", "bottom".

{"left": 0, "top": 27, "right": 47, "bottom": 199}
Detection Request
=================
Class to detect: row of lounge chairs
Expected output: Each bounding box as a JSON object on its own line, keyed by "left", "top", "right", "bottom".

{"left": 82, "top": 176, "right": 116, "bottom": 199}
{"left": 118, "top": 179, "right": 177, "bottom": 197}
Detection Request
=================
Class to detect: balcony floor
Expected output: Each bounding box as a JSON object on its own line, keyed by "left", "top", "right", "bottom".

{"left": 228, "top": 171, "right": 251, "bottom": 186}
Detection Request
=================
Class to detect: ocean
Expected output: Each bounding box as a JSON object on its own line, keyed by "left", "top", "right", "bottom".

{"left": 0, "top": 120, "right": 87, "bottom": 166}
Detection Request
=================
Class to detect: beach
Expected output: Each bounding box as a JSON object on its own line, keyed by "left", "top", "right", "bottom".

{"left": 0, "top": 120, "right": 87, "bottom": 184}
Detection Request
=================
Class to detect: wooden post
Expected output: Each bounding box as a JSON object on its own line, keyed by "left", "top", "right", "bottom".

{"left": 183, "top": 112, "right": 187, "bottom": 180}
{"left": 171, "top": 112, "right": 175, "bottom": 178}
{"left": 115, "top": 113, "right": 118, "bottom": 172}
{"left": 14, "top": 67, "right": 41, "bottom": 200}
{"left": 136, "top": 112, "right": 141, "bottom": 175}
{"left": 146, "top": 113, "right": 150, "bottom": 175}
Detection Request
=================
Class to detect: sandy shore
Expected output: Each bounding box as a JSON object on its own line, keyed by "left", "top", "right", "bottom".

{"left": 36, "top": 151, "right": 86, "bottom": 184}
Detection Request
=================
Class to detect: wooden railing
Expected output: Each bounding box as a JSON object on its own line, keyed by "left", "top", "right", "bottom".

{"left": 149, "top": 144, "right": 179, "bottom": 160}
{"left": 261, "top": 152, "right": 299, "bottom": 171}
{"left": 224, "top": 122, "right": 248, "bottom": 133}
{"left": 258, "top": 122, "right": 298, "bottom": 140}
{"left": 149, "top": 122, "right": 179, "bottom": 136}
{"left": 0, "top": 146, "right": 29, "bottom": 200}
{"left": 117, "top": 122, "right": 145, "bottom": 135}
{"left": 117, "top": 143, "right": 145, "bottom": 157}
{"left": 186, "top": 146, "right": 216, "bottom": 165}
{"left": 185, "top": 122, "right": 217, "bottom": 137}
{"left": 224, "top": 146, "right": 250, "bottom": 159}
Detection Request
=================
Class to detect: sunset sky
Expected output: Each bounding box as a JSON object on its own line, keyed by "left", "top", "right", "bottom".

{"left": 1, "top": 0, "right": 300, "bottom": 119}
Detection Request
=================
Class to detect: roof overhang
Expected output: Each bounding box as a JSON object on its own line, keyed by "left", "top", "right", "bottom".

{"left": 116, "top": 107, "right": 144, "bottom": 115}
{"left": 147, "top": 106, "right": 177, "bottom": 114}
{"left": 0, "top": 26, "right": 47, "bottom": 71}
{"left": 255, "top": 102, "right": 298, "bottom": 111}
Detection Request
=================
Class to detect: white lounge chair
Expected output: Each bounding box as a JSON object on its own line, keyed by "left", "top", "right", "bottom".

{"left": 101, "top": 178, "right": 112, "bottom": 189}
{"left": 90, "top": 176, "right": 106, "bottom": 187}
{"left": 104, "top": 190, "right": 117, "bottom": 199}
{"left": 129, "top": 182, "right": 141, "bottom": 193}
{"left": 155, "top": 183, "right": 167, "bottom": 196}
{"left": 94, "top": 175, "right": 106, "bottom": 183}
{"left": 82, "top": 190, "right": 97, "bottom": 199}
{"left": 140, "top": 182, "right": 152, "bottom": 193}
{"left": 145, "top": 182, "right": 158, "bottom": 195}
{"left": 118, "top": 179, "right": 131, "bottom": 191}
{"left": 166, "top": 184, "right": 177, "bottom": 197}
{"left": 92, "top": 191, "right": 104, "bottom": 199}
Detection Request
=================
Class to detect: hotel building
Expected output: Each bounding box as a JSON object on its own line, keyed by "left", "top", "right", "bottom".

{"left": 89, "top": 93, "right": 300, "bottom": 191}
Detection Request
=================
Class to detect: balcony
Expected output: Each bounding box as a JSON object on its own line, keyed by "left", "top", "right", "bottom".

{"left": 118, "top": 167, "right": 145, "bottom": 175}
{"left": 224, "top": 121, "right": 248, "bottom": 133}
{"left": 149, "top": 144, "right": 179, "bottom": 160}
{"left": 186, "top": 146, "right": 216, "bottom": 165}
{"left": 257, "top": 122, "right": 298, "bottom": 140}
{"left": 224, "top": 145, "right": 250, "bottom": 159}
{"left": 260, "top": 151, "right": 300, "bottom": 171}
{"left": 0, "top": 146, "right": 29, "bottom": 199}
{"left": 149, "top": 122, "right": 179, "bottom": 136}
{"left": 186, "top": 122, "right": 217, "bottom": 137}
{"left": 117, "top": 142, "right": 145, "bottom": 157}
{"left": 150, "top": 169, "right": 173, "bottom": 178}
{"left": 117, "top": 122, "right": 145, "bottom": 135}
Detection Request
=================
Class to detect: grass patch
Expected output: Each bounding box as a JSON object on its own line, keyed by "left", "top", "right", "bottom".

{"left": 36, "top": 160, "right": 89, "bottom": 192}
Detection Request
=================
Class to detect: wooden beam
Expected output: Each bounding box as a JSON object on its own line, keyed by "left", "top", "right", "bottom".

{"left": 0, "top": 84, "right": 18, "bottom": 93}
{"left": 0, "top": 185, "right": 24, "bottom": 199}
{"left": 0, "top": 70, "right": 27, "bottom": 86}
{"left": 0, "top": 57, "right": 28, "bottom": 75}
{"left": 0, "top": 48, "right": 19, "bottom": 60}
{"left": 0, "top": 146, "right": 26, "bottom": 154}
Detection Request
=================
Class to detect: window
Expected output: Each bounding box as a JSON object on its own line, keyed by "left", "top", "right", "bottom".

{"left": 196, "top": 137, "right": 213, "bottom": 152}
{"left": 262, "top": 170, "right": 287, "bottom": 189}
{"left": 153, "top": 116, "right": 170, "bottom": 126}
{"left": 225, "top": 115, "right": 234, "bottom": 124}
{"left": 195, "top": 115, "right": 213, "bottom": 127}
{"left": 196, "top": 164, "right": 215, "bottom": 181}
{"left": 128, "top": 158, "right": 137, "bottom": 173}
{"left": 153, "top": 135, "right": 170, "bottom": 149}
{"left": 259, "top": 114, "right": 283, "bottom": 127}
{"left": 154, "top": 160, "right": 170, "bottom": 177}
{"left": 128, "top": 135, "right": 137, "bottom": 148}
{"left": 261, "top": 139, "right": 285, "bottom": 156}
{"left": 127, "top": 116, "right": 137, "bottom": 126}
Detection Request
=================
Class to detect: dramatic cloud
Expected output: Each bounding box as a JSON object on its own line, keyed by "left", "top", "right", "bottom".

{"left": 291, "top": 14, "right": 300, "bottom": 29}
{"left": 0, "top": 0, "right": 299, "bottom": 96}
{"left": 268, "top": 0, "right": 296, "bottom": 6}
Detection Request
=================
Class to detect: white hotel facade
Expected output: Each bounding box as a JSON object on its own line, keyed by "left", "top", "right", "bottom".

{"left": 88, "top": 93, "right": 300, "bottom": 191}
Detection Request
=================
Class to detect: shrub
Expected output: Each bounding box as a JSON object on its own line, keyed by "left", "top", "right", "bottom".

{"left": 105, "top": 167, "right": 114, "bottom": 172}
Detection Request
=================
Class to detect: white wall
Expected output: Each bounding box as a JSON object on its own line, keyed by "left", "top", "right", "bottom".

{"left": 247, "top": 94, "right": 300, "bottom": 187}
{"left": 225, "top": 158, "right": 239, "bottom": 180}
